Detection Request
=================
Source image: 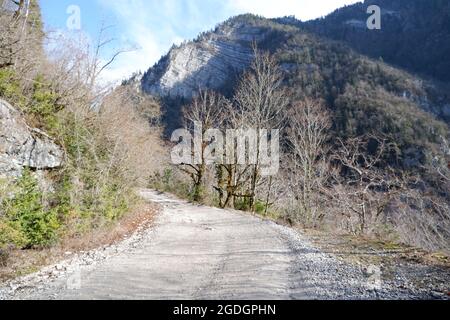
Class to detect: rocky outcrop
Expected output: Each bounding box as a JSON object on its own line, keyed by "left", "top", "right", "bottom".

{"left": 0, "top": 99, "right": 64, "bottom": 178}
{"left": 141, "top": 18, "right": 271, "bottom": 99}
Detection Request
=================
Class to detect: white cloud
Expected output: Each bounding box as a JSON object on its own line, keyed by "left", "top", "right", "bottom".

{"left": 94, "top": 0, "right": 363, "bottom": 84}
{"left": 95, "top": 0, "right": 185, "bottom": 84}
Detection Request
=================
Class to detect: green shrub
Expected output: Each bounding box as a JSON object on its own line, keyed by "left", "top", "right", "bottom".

{"left": 234, "top": 197, "right": 251, "bottom": 211}
{"left": 162, "top": 169, "right": 173, "bottom": 187}
{"left": 150, "top": 168, "right": 174, "bottom": 192}
{"left": 0, "top": 219, "right": 27, "bottom": 250}
{"left": 18, "top": 208, "right": 60, "bottom": 247}
{"left": 3, "top": 169, "right": 60, "bottom": 247}
{"left": 29, "top": 74, "right": 60, "bottom": 131}
{"left": 149, "top": 168, "right": 195, "bottom": 202}
{"left": 0, "top": 69, "right": 25, "bottom": 107}
{"left": 254, "top": 200, "right": 267, "bottom": 215}
{"left": 99, "top": 184, "right": 130, "bottom": 222}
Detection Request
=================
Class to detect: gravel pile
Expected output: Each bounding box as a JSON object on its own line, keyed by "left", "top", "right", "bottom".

{"left": 272, "top": 222, "right": 449, "bottom": 300}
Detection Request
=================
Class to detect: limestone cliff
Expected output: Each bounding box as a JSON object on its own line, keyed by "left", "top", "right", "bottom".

{"left": 0, "top": 99, "right": 64, "bottom": 178}
{"left": 141, "top": 17, "right": 272, "bottom": 99}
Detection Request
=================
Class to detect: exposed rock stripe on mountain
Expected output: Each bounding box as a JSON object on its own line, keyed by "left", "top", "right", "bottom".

{"left": 141, "top": 21, "right": 266, "bottom": 99}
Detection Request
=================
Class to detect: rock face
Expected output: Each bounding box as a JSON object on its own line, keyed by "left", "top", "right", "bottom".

{"left": 0, "top": 99, "right": 64, "bottom": 178}
{"left": 141, "top": 18, "right": 270, "bottom": 99}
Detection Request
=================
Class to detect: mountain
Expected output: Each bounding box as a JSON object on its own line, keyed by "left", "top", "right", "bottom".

{"left": 300, "top": 0, "right": 450, "bottom": 83}
{"left": 138, "top": 11, "right": 450, "bottom": 169}
{"left": 141, "top": 19, "right": 258, "bottom": 99}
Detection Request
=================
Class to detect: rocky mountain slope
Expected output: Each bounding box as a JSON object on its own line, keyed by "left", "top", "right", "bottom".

{"left": 139, "top": 13, "right": 449, "bottom": 169}
{"left": 141, "top": 15, "right": 281, "bottom": 100}
{"left": 0, "top": 99, "right": 63, "bottom": 178}
{"left": 142, "top": 20, "right": 262, "bottom": 99}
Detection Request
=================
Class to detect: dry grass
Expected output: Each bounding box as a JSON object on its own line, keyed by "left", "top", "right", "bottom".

{"left": 300, "top": 228, "right": 450, "bottom": 269}
{"left": 302, "top": 228, "right": 450, "bottom": 296}
{"left": 0, "top": 203, "right": 159, "bottom": 283}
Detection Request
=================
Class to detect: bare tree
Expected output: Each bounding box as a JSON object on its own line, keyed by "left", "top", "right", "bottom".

{"left": 12, "top": 0, "right": 26, "bottom": 18}
{"left": 96, "top": 87, "right": 164, "bottom": 188}
{"left": 25, "top": 26, "right": 157, "bottom": 219}
{"left": 180, "top": 90, "right": 228, "bottom": 202}
{"left": 0, "top": 0, "right": 40, "bottom": 71}
{"left": 429, "top": 136, "right": 450, "bottom": 189}
{"left": 391, "top": 186, "right": 450, "bottom": 253}
{"left": 329, "top": 135, "right": 403, "bottom": 234}
{"left": 0, "top": 1, "right": 20, "bottom": 65}
{"left": 214, "top": 157, "right": 252, "bottom": 209}
{"left": 286, "top": 99, "right": 331, "bottom": 226}
{"left": 233, "top": 46, "right": 289, "bottom": 210}
{"left": 86, "top": 22, "right": 135, "bottom": 92}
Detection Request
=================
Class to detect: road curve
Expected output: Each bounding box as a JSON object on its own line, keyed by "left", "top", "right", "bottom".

{"left": 3, "top": 190, "right": 419, "bottom": 300}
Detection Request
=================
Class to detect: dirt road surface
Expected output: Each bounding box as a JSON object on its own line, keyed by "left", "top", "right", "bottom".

{"left": 1, "top": 190, "right": 444, "bottom": 300}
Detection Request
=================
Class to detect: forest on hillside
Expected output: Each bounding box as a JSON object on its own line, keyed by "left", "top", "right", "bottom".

{"left": 142, "top": 13, "right": 450, "bottom": 253}
{"left": 301, "top": 0, "right": 450, "bottom": 82}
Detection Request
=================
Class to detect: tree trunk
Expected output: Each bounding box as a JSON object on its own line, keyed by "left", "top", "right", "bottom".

{"left": 13, "top": 0, "right": 25, "bottom": 19}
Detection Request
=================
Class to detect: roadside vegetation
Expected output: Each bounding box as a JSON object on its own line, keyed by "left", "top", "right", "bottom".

{"left": 0, "top": 1, "right": 164, "bottom": 268}
{"left": 156, "top": 44, "right": 450, "bottom": 256}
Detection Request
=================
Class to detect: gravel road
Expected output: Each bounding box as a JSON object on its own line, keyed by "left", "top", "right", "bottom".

{"left": 0, "top": 190, "right": 445, "bottom": 300}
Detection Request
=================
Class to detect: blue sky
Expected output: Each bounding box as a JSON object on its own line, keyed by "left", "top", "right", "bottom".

{"left": 39, "top": 0, "right": 361, "bottom": 83}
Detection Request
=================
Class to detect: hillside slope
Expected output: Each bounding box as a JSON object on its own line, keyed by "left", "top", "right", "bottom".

{"left": 301, "top": 0, "right": 450, "bottom": 83}
{"left": 139, "top": 14, "right": 450, "bottom": 168}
